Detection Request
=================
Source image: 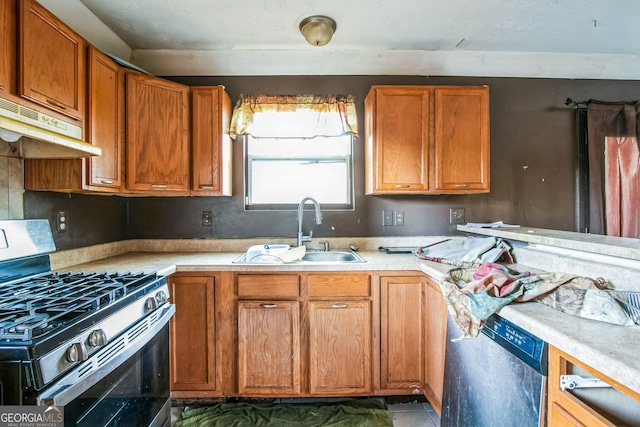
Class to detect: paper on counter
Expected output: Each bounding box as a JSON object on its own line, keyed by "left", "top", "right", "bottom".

{"left": 465, "top": 221, "right": 520, "bottom": 228}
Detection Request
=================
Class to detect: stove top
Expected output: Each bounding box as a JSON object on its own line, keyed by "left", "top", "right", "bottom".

{"left": 0, "top": 271, "right": 159, "bottom": 342}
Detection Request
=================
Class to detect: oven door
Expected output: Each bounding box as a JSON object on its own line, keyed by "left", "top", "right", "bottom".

{"left": 36, "top": 304, "right": 175, "bottom": 427}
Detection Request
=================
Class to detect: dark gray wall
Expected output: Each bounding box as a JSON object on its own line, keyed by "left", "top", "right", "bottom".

{"left": 24, "top": 75, "right": 640, "bottom": 249}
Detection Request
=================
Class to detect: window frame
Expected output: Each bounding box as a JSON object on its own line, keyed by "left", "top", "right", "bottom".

{"left": 243, "top": 135, "right": 355, "bottom": 211}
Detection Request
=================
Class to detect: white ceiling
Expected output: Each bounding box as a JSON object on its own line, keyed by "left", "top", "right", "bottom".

{"left": 44, "top": 0, "right": 640, "bottom": 79}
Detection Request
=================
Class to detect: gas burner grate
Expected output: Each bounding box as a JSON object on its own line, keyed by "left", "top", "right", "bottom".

{"left": 0, "top": 271, "right": 157, "bottom": 340}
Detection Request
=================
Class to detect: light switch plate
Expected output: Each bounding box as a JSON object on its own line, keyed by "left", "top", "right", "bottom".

{"left": 382, "top": 210, "right": 394, "bottom": 226}
{"left": 449, "top": 208, "right": 465, "bottom": 224}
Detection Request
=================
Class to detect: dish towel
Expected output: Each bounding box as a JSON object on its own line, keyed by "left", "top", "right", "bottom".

{"left": 414, "top": 237, "right": 514, "bottom": 267}
{"left": 440, "top": 263, "right": 635, "bottom": 339}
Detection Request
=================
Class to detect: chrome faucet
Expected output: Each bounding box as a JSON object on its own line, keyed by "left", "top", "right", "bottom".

{"left": 297, "top": 197, "right": 322, "bottom": 247}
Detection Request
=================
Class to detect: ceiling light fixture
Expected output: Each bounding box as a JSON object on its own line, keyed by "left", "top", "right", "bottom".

{"left": 299, "top": 15, "right": 337, "bottom": 47}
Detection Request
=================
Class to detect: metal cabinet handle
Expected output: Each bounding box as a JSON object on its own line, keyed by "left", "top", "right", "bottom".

{"left": 331, "top": 304, "right": 348, "bottom": 309}
{"left": 260, "top": 304, "right": 278, "bottom": 308}
{"left": 46, "top": 98, "right": 66, "bottom": 109}
{"left": 455, "top": 184, "right": 470, "bottom": 187}
{"left": 395, "top": 185, "right": 410, "bottom": 188}
{"left": 198, "top": 185, "right": 214, "bottom": 189}
{"left": 151, "top": 184, "right": 168, "bottom": 188}
{"left": 100, "top": 179, "right": 114, "bottom": 184}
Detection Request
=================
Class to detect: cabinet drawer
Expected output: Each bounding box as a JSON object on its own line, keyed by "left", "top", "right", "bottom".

{"left": 237, "top": 275, "right": 299, "bottom": 299}
{"left": 308, "top": 274, "right": 370, "bottom": 297}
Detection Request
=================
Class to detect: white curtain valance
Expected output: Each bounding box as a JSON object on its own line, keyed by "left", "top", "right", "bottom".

{"left": 229, "top": 94, "right": 358, "bottom": 139}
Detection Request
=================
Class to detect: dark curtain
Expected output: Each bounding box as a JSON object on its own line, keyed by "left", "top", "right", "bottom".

{"left": 586, "top": 101, "right": 640, "bottom": 235}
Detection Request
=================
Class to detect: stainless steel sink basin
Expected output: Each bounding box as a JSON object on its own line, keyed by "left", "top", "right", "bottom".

{"left": 232, "top": 250, "right": 366, "bottom": 264}
{"left": 301, "top": 251, "right": 366, "bottom": 263}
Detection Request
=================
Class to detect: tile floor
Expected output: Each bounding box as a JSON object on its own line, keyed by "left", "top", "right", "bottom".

{"left": 171, "top": 397, "right": 441, "bottom": 427}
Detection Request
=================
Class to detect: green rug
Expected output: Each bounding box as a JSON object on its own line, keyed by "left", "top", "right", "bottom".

{"left": 174, "top": 398, "right": 393, "bottom": 427}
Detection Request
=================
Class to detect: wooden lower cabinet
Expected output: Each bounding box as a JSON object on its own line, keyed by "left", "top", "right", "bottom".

{"left": 169, "top": 274, "right": 219, "bottom": 397}
{"left": 309, "top": 300, "right": 371, "bottom": 395}
{"left": 379, "top": 276, "right": 425, "bottom": 393}
{"left": 548, "top": 345, "right": 640, "bottom": 427}
{"left": 168, "top": 271, "right": 448, "bottom": 401}
{"left": 424, "top": 277, "right": 447, "bottom": 415}
{"left": 237, "top": 300, "right": 301, "bottom": 395}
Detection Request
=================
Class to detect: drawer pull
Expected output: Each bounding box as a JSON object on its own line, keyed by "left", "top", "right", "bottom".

{"left": 100, "top": 179, "right": 114, "bottom": 184}
{"left": 395, "top": 185, "right": 410, "bottom": 188}
{"left": 455, "top": 184, "right": 470, "bottom": 188}
{"left": 151, "top": 184, "right": 168, "bottom": 188}
{"left": 260, "top": 304, "right": 278, "bottom": 308}
{"left": 46, "top": 98, "right": 66, "bottom": 109}
{"left": 331, "top": 304, "right": 348, "bottom": 309}
{"left": 198, "top": 185, "right": 214, "bottom": 189}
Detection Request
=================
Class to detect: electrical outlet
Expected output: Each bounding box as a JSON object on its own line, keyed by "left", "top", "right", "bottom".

{"left": 449, "top": 208, "right": 465, "bottom": 224}
{"left": 202, "top": 211, "right": 213, "bottom": 226}
{"left": 56, "top": 211, "right": 68, "bottom": 233}
{"left": 395, "top": 211, "right": 404, "bottom": 226}
{"left": 382, "top": 210, "right": 394, "bottom": 226}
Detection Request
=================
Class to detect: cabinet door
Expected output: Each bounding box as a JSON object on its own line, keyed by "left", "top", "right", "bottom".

{"left": 169, "top": 275, "right": 217, "bottom": 394}
{"left": 547, "top": 345, "right": 640, "bottom": 427}
{"left": 191, "top": 86, "right": 232, "bottom": 196}
{"left": 309, "top": 301, "right": 371, "bottom": 395}
{"left": 424, "top": 277, "right": 447, "bottom": 415}
{"left": 19, "top": 0, "right": 85, "bottom": 120}
{"left": 86, "top": 46, "right": 122, "bottom": 191}
{"left": 434, "top": 87, "right": 490, "bottom": 192}
{"left": 365, "top": 86, "right": 430, "bottom": 194}
{"left": 125, "top": 72, "right": 190, "bottom": 193}
{"left": 0, "top": 0, "right": 16, "bottom": 95}
{"left": 380, "top": 276, "right": 425, "bottom": 392}
{"left": 237, "top": 301, "right": 301, "bottom": 395}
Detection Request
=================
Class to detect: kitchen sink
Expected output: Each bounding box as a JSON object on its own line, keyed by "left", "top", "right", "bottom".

{"left": 301, "top": 251, "right": 366, "bottom": 263}
{"left": 232, "top": 250, "right": 366, "bottom": 264}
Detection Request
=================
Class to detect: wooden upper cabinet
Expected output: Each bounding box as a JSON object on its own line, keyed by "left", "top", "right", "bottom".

{"left": 86, "top": 46, "right": 122, "bottom": 191}
{"left": 365, "top": 85, "right": 490, "bottom": 195}
{"left": 19, "top": 0, "right": 85, "bottom": 121}
{"left": 365, "top": 86, "right": 430, "bottom": 194}
{"left": 434, "top": 87, "right": 490, "bottom": 192}
{"left": 0, "top": 0, "right": 17, "bottom": 95}
{"left": 125, "top": 72, "right": 190, "bottom": 193}
{"left": 24, "top": 46, "right": 123, "bottom": 193}
{"left": 191, "top": 86, "right": 232, "bottom": 196}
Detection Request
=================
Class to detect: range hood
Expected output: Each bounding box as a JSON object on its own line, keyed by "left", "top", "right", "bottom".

{"left": 0, "top": 97, "right": 101, "bottom": 159}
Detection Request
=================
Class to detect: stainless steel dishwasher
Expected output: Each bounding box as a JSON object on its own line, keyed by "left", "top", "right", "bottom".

{"left": 441, "top": 313, "right": 548, "bottom": 427}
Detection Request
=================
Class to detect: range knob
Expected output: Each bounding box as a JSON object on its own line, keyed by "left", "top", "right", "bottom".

{"left": 66, "top": 342, "right": 88, "bottom": 363}
{"left": 88, "top": 329, "right": 108, "bottom": 347}
{"left": 144, "top": 297, "right": 158, "bottom": 312}
{"left": 155, "top": 291, "right": 167, "bottom": 305}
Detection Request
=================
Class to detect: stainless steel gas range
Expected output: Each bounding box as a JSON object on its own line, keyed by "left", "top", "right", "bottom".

{"left": 0, "top": 220, "right": 175, "bottom": 427}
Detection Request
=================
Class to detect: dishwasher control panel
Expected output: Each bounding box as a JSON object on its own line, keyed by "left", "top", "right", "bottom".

{"left": 482, "top": 314, "right": 548, "bottom": 375}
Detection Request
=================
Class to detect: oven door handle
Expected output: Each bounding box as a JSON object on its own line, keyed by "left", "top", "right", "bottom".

{"left": 37, "top": 303, "right": 176, "bottom": 407}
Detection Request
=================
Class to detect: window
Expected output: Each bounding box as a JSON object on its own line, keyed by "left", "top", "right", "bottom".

{"left": 230, "top": 94, "right": 358, "bottom": 210}
{"left": 245, "top": 135, "right": 353, "bottom": 209}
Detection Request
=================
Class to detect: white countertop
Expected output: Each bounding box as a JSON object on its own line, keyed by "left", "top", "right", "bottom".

{"left": 458, "top": 224, "right": 640, "bottom": 261}
{"left": 61, "top": 246, "right": 640, "bottom": 397}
